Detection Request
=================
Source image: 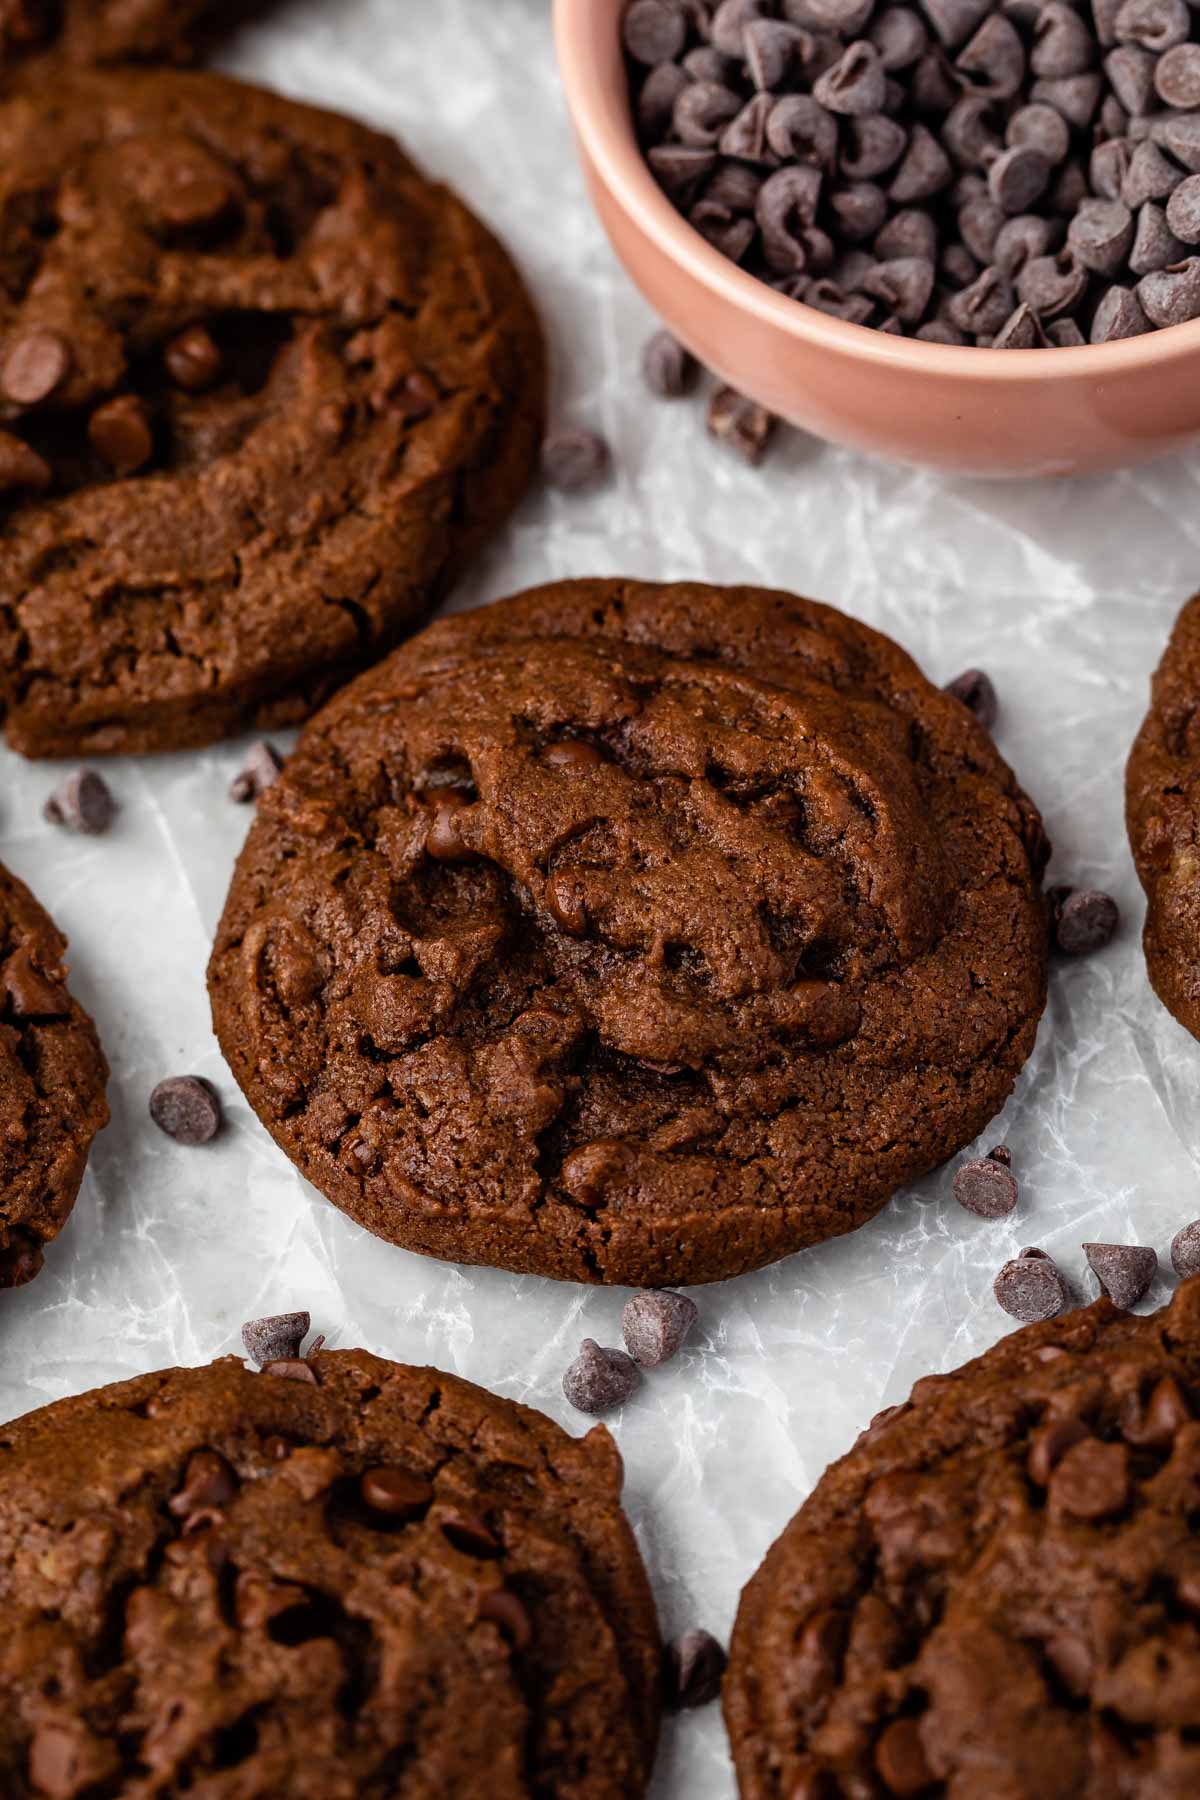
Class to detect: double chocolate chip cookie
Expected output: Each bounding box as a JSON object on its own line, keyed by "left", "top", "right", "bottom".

{"left": 0, "top": 1346, "right": 661, "bottom": 1796}
{"left": 1128, "top": 594, "right": 1200, "bottom": 1039}
{"left": 0, "top": 860, "right": 108, "bottom": 1288}
{"left": 0, "top": 68, "right": 543, "bottom": 756}
{"left": 0, "top": 0, "right": 270, "bottom": 83}
{"left": 726, "top": 1279, "right": 1200, "bottom": 1798}
{"left": 210, "top": 578, "right": 1049, "bottom": 1287}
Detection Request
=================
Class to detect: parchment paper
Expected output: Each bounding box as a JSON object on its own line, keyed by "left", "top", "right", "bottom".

{"left": 3, "top": 3, "right": 1199, "bottom": 1792}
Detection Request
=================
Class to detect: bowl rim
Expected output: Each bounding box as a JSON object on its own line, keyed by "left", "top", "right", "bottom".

{"left": 553, "top": 0, "right": 1200, "bottom": 385}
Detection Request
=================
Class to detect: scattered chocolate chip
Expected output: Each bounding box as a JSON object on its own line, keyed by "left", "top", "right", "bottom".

{"left": 541, "top": 426, "right": 610, "bottom": 492}
{"left": 242, "top": 1312, "right": 310, "bottom": 1364}
{"left": 360, "top": 1466, "right": 434, "bottom": 1517}
{"left": 954, "top": 1154, "right": 1019, "bottom": 1217}
{"left": 44, "top": 767, "right": 116, "bottom": 835}
{"left": 1171, "top": 1217, "right": 1200, "bottom": 1278}
{"left": 995, "top": 1252, "right": 1069, "bottom": 1321}
{"left": 944, "top": 666, "right": 998, "bottom": 727}
{"left": 562, "top": 1339, "right": 641, "bottom": 1414}
{"left": 149, "top": 1075, "right": 222, "bottom": 1146}
{"left": 1051, "top": 887, "right": 1120, "bottom": 953}
{"left": 642, "top": 329, "right": 697, "bottom": 397}
{"left": 707, "top": 384, "right": 776, "bottom": 462}
{"left": 1084, "top": 1241, "right": 1157, "bottom": 1306}
{"left": 622, "top": 1290, "right": 700, "bottom": 1366}
{"left": 164, "top": 324, "right": 222, "bottom": 392}
{"left": 228, "top": 740, "right": 284, "bottom": 804}
{"left": 664, "top": 1628, "right": 728, "bottom": 1709}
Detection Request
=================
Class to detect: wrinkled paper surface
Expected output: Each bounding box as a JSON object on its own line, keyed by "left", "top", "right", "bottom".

{"left": 3, "top": 2, "right": 1200, "bottom": 1791}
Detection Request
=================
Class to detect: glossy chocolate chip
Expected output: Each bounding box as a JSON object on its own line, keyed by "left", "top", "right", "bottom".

{"left": 360, "top": 1466, "right": 434, "bottom": 1517}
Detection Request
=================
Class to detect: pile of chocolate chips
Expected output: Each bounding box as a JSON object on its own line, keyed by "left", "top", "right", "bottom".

{"left": 624, "top": 0, "right": 1200, "bottom": 344}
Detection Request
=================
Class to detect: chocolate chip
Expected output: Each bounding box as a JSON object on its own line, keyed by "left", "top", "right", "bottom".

{"left": 149, "top": 1075, "right": 222, "bottom": 1145}
{"left": 242, "top": 1312, "right": 310, "bottom": 1364}
{"left": 622, "top": 1290, "right": 700, "bottom": 1366}
{"left": 1027, "top": 1414, "right": 1089, "bottom": 1484}
{"left": 1052, "top": 888, "right": 1120, "bottom": 953}
{"left": 745, "top": 18, "right": 805, "bottom": 89}
{"left": 814, "top": 41, "right": 888, "bottom": 115}
{"left": 88, "top": 395, "right": 153, "bottom": 474}
{"left": 675, "top": 78, "right": 744, "bottom": 145}
{"left": 228, "top": 740, "right": 284, "bottom": 803}
{"left": 1123, "top": 139, "right": 1184, "bottom": 208}
{"left": 758, "top": 163, "right": 825, "bottom": 265}
{"left": 164, "top": 324, "right": 222, "bottom": 392}
{"left": 994, "top": 1252, "right": 1069, "bottom": 1321}
{"left": 944, "top": 667, "right": 998, "bottom": 726}
{"left": 830, "top": 180, "right": 889, "bottom": 240}
{"left": 649, "top": 143, "right": 719, "bottom": 196}
{"left": 169, "top": 1449, "right": 236, "bottom": 1518}
{"left": 637, "top": 61, "right": 691, "bottom": 136}
{"left": 1084, "top": 1241, "right": 1157, "bottom": 1305}
{"left": 1090, "top": 282, "right": 1150, "bottom": 336}
{"left": 664, "top": 1628, "right": 728, "bottom": 1708}
{"left": 943, "top": 242, "right": 983, "bottom": 287}
{"left": 642, "top": 329, "right": 697, "bottom": 398}
{"left": 263, "top": 1358, "right": 318, "bottom": 1384}
{"left": 2, "top": 329, "right": 70, "bottom": 406}
{"left": 889, "top": 123, "right": 953, "bottom": 201}
{"left": 1121, "top": 1373, "right": 1191, "bottom": 1446}
{"left": 707, "top": 385, "right": 776, "bottom": 462}
{"left": 1032, "top": 71, "right": 1104, "bottom": 126}
{"left": 1156, "top": 41, "right": 1200, "bottom": 107}
{"left": 862, "top": 254, "right": 936, "bottom": 321}
{"left": 877, "top": 207, "right": 939, "bottom": 261}
{"left": 477, "top": 1589, "right": 533, "bottom": 1649}
{"left": 1116, "top": 0, "right": 1189, "bottom": 52}
{"left": 360, "top": 1466, "right": 434, "bottom": 1517}
{"left": 766, "top": 93, "right": 839, "bottom": 166}
{"left": 707, "top": 162, "right": 767, "bottom": 212}
{"left": 1018, "top": 249, "right": 1090, "bottom": 314}
{"left": 1149, "top": 109, "right": 1200, "bottom": 170}
{"left": 1105, "top": 42, "right": 1159, "bottom": 113}
{"left": 711, "top": 0, "right": 771, "bottom": 56}
{"left": 1091, "top": 136, "right": 1133, "bottom": 200}
{"left": 958, "top": 14, "right": 1026, "bottom": 97}
{"left": 958, "top": 196, "right": 1005, "bottom": 262}
{"left": 947, "top": 265, "right": 1017, "bottom": 331}
{"left": 1046, "top": 314, "right": 1087, "bottom": 343}
{"left": 1033, "top": 2, "right": 1098, "bottom": 78}
{"left": 562, "top": 1339, "right": 641, "bottom": 1414}
{"left": 692, "top": 198, "right": 757, "bottom": 261}
{"left": 441, "top": 1511, "right": 501, "bottom": 1557}
{"left": 912, "top": 44, "right": 963, "bottom": 110}
{"left": 870, "top": 6, "right": 929, "bottom": 69}
{"left": 0, "top": 429, "right": 49, "bottom": 493}
{"left": 623, "top": 0, "right": 688, "bottom": 64}
{"left": 875, "top": 1719, "right": 934, "bottom": 1796}
{"left": 954, "top": 1154, "right": 1020, "bottom": 1216}
{"left": 922, "top": 0, "right": 991, "bottom": 50}
{"left": 943, "top": 94, "right": 1006, "bottom": 168}
{"left": 1049, "top": 1436, "right": 1130, "bottom": 1517}
{"left": 995, "top": 212, "right": 1060, "bottom": 275}
{"left": 842, "top": 113, "right": 909, "bottom": 179}
{"left": 541, "top": 427, "right": 610, "bottom": 492}
{"left": 1171, "top": 1217, "right": 1200, "bottom": 1278}
{"left": 989, "top": 145, "right": 1053, "bottom": 213}
{"left": 44, "top": 767, "right": 116, "bottom": 835}
{"left": 1100, "top": 93, "right": 1131, "bottom": 135}
{"left": 1066, "top": 195, "right": 1134, "bottom": 271}
{"left": 1167, "top": 171, "right": 1200, "bottom": 241}
{"left": 1129, "top": 200, "right": 1188, "bottom": 270}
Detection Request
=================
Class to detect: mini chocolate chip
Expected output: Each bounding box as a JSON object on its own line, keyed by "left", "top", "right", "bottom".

{"left": 1084, "top": 1241, "right": 1157, "bottom": 1305}
{"left": 263, "top": 1358, "right": 318, "bottom": 1384}
{"left": 1090, "top": 283, "right": 1150, "bottom": 338}
{"left": 1129, "top": 200, "right": 1188, "bottom": 271}
{"left": 541, "top": 427, "right": 610, "bottom": 492}
{"left": 995, "top": 213, "right": 1059, "bottom": 276}
{"left": 169, "top": 1449, "right": 237, "bottom": 1517}
{"left": 766, "top": 93, "right": 840, "bottom": 166}
{"left": 622, "top": 1290, "right": 700, "bottom": 1366}
{"left": 88, "top": 395, "right": 153, "bottom": 475}
{"left": 707, "top": 385, "right": 776, "bottom": 462}
{"left": 44, "top": 767, "right": 116, "bottom": 835}
{"left": 876, "top": 208, "right": 939, "bottom": 261}
{"left": 623, "top": 0, "right": 688, "bottom": 63}
{"left": 228, "top": 740, "right": 283, "bottom": 803}
{"left": 664, "top": 1628, "right": 728, "bottom": 1708}
{"left": 648, "top": 143, "right": 719, "bottom": 196}
{"left": 1049, "top": 1436, "right": 1130, "bottom": 1517}
{"left": 1171, "top": 1218, "right": 1200, "bottom": 1278}
{"left": 989, "top": 145, "right": 1052, "bottom": 213}
{"left": 870, "top": 6, "right": 929, "bottom": 69}
{"left": 954, "top": 1155, "right": 1019, "bottom": 1216}
{"left": 889, "top": 122, "right": 953, "bottom": 201}
{"left": 1052, "top": 888, "right": 1120, "bottom": 953}
{"left": 642, "top": 329, "right": 696, "bottom": 398}
{"left": 1105, "top": 43, "right": 1158, "bottom": 113}
{"left": 164, "top": 324, "right": 222, "bottom": 392}
{"left": 242, "top": 1312, "right": 310, "bottom": 1364}
{"left": 994, "top": 1253, "right": 1069, "bottom": 1321}
{"left": 1018, "top": 249, "right": 1090, "bottom": 315}
{"left": 875, "top": 1719, "right": 933, "bottom": 1796}
{"left": 842, "top": 113, "right": 909, "bottom": 179}
{"left": 1115, "top": 0, "right": 1189, "bottom": 52}
{"left": 563, "top": 1338, "right": 641, "bottom": 1414}
{"left": 637, "top": 61, "right": 690, "bottom": 136}
{"left": 360, "top": 1466, "right": 434, "bottom": 1517}
{"left": 1032, "top": 2, "right": 1097, "bottom": 78}
{"left": 813, "top": 41, "right": 888, "bottom": 116}
{"left": 1167, "top": 172, "right": 1200, "bottom": 241}
{"left": 957, "top": 13, "right": 1026, "bottom": 97}
{"left": 862, "top": 255, "right": 936, "bottom": 321}
{"left": 1123, "top": 140, "right": 1184, "bottom": 208}
{"left": 477, "top": 1589, "right": 533, "bottom": 1650}
{"left": 1156, "top": 41, "right": 1200, "bottom": 108}
{"left": 149, "top": 1075, "right": 222, "bottom": 1145}
{"left": 2, "top": 328, "right": 70, "bottom": 406}
{"left": 1007, "top": 101, "right": 1072, "bottom": 164}
{"left": 947, "top": 265, "right": 1016, "bottom": 332}
{"left": 441, "top": 1511, "right": 501, "bottom": 1557}
{"left": 1032, "top": 71, "right": 1103, "bottom": 127}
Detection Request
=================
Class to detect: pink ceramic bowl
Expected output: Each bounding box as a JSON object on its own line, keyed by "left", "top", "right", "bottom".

{"left": 554, "top": 0, "right": 1200, "bottom": 478}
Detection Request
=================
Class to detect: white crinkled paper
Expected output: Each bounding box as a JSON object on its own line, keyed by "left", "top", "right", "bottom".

{"left": 3, "top": 2, "right": 1200, "bottom": 1792}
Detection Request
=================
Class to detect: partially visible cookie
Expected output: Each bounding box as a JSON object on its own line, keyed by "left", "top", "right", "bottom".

{"left": 210, "top": 578, "right": 1049, "bottom": 1287}
{"left": 1128, "top": 593, "right": 1200, "bottom": 1037}
{"left": 0, "top": 1, "right": 271, "bottom": 83}
{"left": 0, "top": 860, "right": 108, "bottom": 1287}
{"left": 725, "top": 1281, "right": 1200, "bottom": 1798}
{"left": 0, "top": 68, "right": 543, "bottom": 757}
{"left": 0, "top": 1347, "right": 661, "bottom": 1796}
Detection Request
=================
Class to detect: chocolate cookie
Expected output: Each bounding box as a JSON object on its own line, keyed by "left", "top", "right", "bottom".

{"left": 0, "top": 69, "right": 543, "bottom": 757}
{"left": 1128, "top": 593, "right": 1200, "bottom": 1039}
{"left": 0, "top": 0, "right": 269, "bottom": 82}
{"left": 725, "top": 1280, "right": 1200, "bottom": 1798}
{"left": 0, "top": 860, "right": 108, "bottom": 1288}
{"left": 0, "top": 1346, "right": 661, "bottom": 1796}
{"left": 209, "top": 578, "right": 1049, "bottom": 1287}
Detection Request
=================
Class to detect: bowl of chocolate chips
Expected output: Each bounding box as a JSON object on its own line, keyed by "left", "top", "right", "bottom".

{"left": 555, "top": 0, "right": 1200, "bottom": 474}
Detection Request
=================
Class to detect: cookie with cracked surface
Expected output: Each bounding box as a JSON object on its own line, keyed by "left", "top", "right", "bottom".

{"left": 209, "top": 578, "right": 1049, "bottom": 1287}
{"left": 0, "top": 859, "right": 108, "bottom": 1288}
{"left": 0, "top": 68, "right": 543, "bottom": 757}
{"left": 0, "top": 1347, "right": 661, "bottom": 1796}
{"left": 725, "top": 1279, "right": 1200, "bottom": 1798}
{"left": 1128, "top": 592, "right": 1200, "bottom": 1039}
{"left": 0, "top": 0, "right": 272, "bottom": 83}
